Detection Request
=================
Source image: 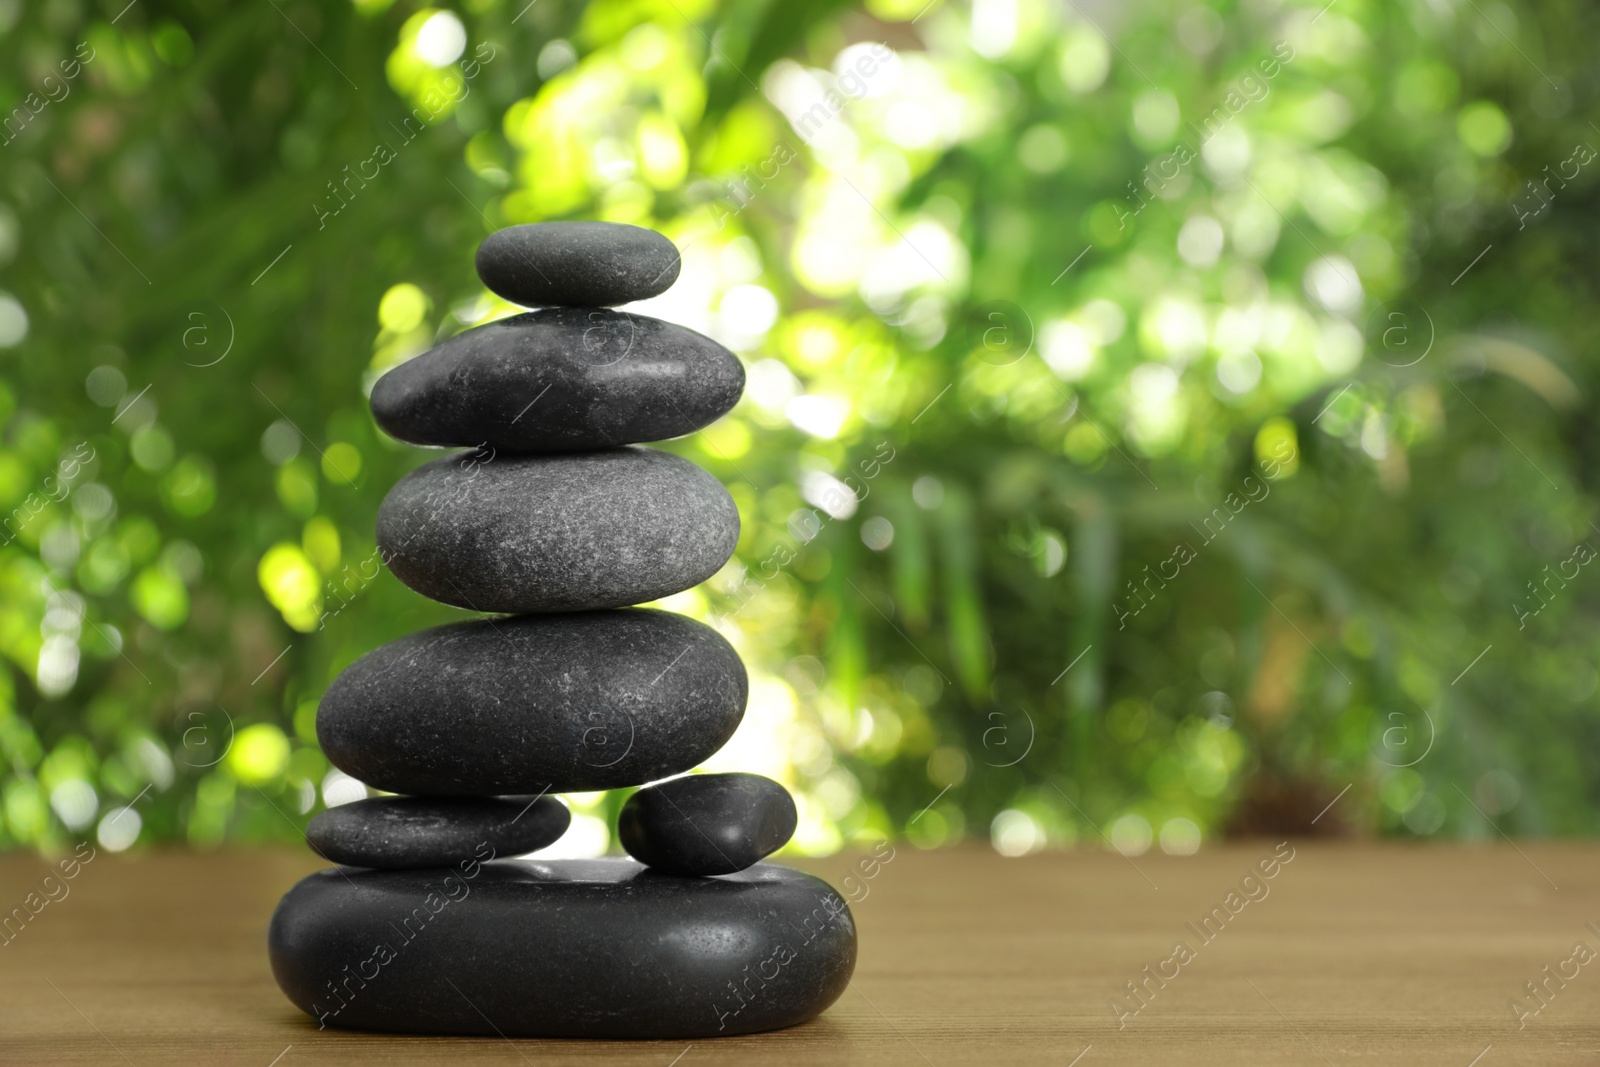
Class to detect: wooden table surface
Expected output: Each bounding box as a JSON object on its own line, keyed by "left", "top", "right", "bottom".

{"left": 2, "top": 841, "right": 1597, "bottom": 1065}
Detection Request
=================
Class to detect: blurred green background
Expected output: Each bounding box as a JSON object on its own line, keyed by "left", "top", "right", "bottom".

{"left": 1, "top": 0, "right": 1595, "bottom": 859}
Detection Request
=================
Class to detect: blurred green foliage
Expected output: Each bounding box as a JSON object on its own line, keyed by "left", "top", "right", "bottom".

{"left": 1, "top": 0, "right": 1597, "bottom": 857}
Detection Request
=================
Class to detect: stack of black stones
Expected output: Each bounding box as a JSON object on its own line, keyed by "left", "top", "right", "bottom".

{"left": 268, "top": 223, "right": 856, "bottom": 1038}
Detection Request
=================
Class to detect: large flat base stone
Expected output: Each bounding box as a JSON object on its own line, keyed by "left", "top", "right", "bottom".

{"left": 268, "top": 858, "right": 856, "bottom": 1038}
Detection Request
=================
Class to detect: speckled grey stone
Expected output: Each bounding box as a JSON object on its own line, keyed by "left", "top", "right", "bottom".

{"left": 305, "top": 796, "right": 570, "bottom": 870}
{"left": 377, "top": 446, "right": 739, "bottom": 614}
{"left": 475, "top": 222, "right": 680, "bottom": 308}
{"left": 620, "top": 773, "right": 797, "bottom": 876}
{"left": 269, "top": 859, "right": 856, "bottom": 1037}
{"left": 317, "top": 609, "right": 747, "bottom": 795}
{"left": 369, "top": 309, "right": 745, "bottom": 453}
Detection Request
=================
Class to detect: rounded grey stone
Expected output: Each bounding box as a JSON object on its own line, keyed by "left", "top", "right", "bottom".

{"left": 316, "top": 609, "right": 748, "bottom": 795}
{"left": 305, "top": 796, "right": 570, "bottom": 870}
{"left": 474, "top": 221, "right": 680, "bottom": 308}
{"left": 369, "top": 309, "right": 745, "bottom": 453}
{"left": 269, "top": 858, "right": 856, "bottom": 1037}
{"left": 620, "top": 773, "right": 797, "bottom": 876}
{"left": 377, "top": 446, "right": 739, "bottom": 614}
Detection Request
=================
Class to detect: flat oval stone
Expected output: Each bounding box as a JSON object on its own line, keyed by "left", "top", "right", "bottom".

{"left": 317, "top": 609, "right": 747, "bottom": 795}
{"left": 474, "top": 222, "right": 680, "bottom": 308}
{"left": 377, "top": 446, "right": 738, "bottom": 614}
{"left": 369, "top": 309, "right": 745, "bottom": 453}
{"left": 620, "top": 773, "right": 797, "bottom": 876}
{"left": 305, "top": 796, "right": 570, "bottom": 870}
{"left": 269, "top": 859, "right": 856, "bottom": 1038}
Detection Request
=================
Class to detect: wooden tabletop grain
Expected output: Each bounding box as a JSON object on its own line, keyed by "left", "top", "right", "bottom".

{"left": 1, "top": 841, "right": 1596, "bottom": 1065}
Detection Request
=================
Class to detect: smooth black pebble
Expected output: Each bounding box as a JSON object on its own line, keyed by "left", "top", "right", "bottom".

{"left": 369, "top": 309, "right": 744, "bottom": 453}
{"left": 377, "top": 446, "right": 739, "bottom": 614}
{"left": 305, "top": 795, "right": 570, "bottom": 870}
{"left": 317, "top": 609, "right": 747, "bottom": 796}
{"left": 619, "top": 772, "right": 797, "bottom": 876}
{"left": 475, "top": 221, "right": 680, "bottom": 308}
{"left": 269, "top": 858, "right": 856, "bottom": 1038}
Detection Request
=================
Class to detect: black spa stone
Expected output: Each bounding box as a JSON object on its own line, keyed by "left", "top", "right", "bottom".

{"left": 619, "top": 773, "right": 797, "bottom": 876}
{"left": 305, "top": 795, "right": 570, "bottom": 870}
{"left": 369, "top": 309, "right": 745, "bottom": 453}
{"left": 377, "top": 446, "right": 739, "bottom": 614}
{"left": 316, "top": 609, "right": 747, "bottom": 796}
{"left": 269, "top": 858, "right": 856, "bottom": 1038}
{"left": 474, "top": 221, "right": 680, "bottom": 308}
